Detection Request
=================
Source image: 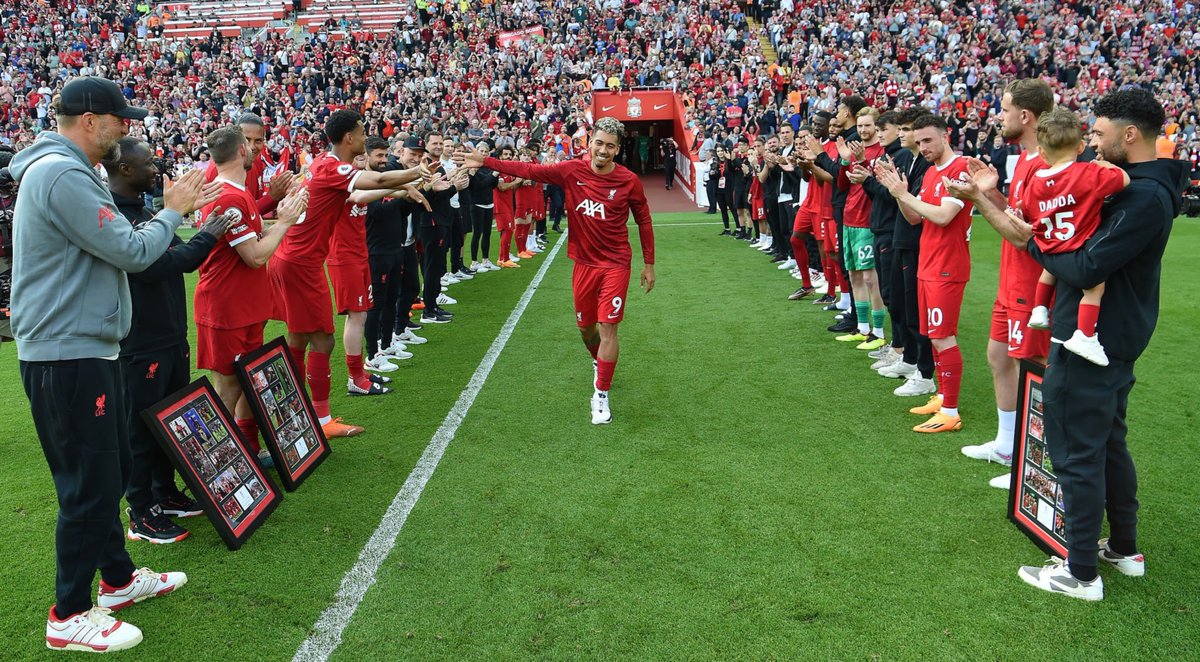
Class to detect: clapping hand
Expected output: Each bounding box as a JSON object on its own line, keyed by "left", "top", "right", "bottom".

{"left": 275, "top": 187, "right": 309, "bottom": 226}
{"left": 163, "top": 169, "right": 223, "bottom": 216}
{"left": 197, "top": 207, "right": 239, "bottom": 238}
{"left": 874, "top": 157, "right": 908, "bottom": 197}
{"left": 267, "top": 170, "right": 293, "bottom": 201}
{"left": 846, "top": 164, "right": 871, "bottom": 184}
{"left": 965, "top": 157, "right": 999, "bottom": 194}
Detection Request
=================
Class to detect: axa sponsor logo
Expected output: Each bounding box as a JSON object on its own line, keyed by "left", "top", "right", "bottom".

{"left": 575, "top": 199, "right": 607, "bottom": 219}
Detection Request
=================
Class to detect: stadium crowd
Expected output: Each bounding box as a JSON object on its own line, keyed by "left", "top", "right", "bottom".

{"left": 1, "top": 0, "right": 1199, "bottom": 172}
{"left": 0, "top": 0, "right": 1198, "bottom": 654}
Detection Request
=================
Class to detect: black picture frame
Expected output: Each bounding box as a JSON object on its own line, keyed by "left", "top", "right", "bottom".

{"left": 141, "top": 377, "right": 282, "bottom": 551}
{"left": 235, "top": 336, "right": 331, "bottom": 491}
{"left": 1006, "top": 359, "right": 1068, "bottom": 557}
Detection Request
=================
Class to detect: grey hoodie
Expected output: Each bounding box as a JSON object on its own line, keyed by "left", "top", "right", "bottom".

{"left": 9, "top": 132, "right": 183, "bottom": 361}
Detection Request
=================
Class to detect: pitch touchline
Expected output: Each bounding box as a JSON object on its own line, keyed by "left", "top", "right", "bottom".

{"left": 292, "top": 234, "right": 567, "bottom": 662}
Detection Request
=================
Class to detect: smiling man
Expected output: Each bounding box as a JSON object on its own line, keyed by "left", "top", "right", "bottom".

{"left": 455, "top": 117, "right": 655, "bottom": 425}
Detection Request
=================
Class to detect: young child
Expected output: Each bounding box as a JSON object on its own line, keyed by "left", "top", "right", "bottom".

{"left": 1022, "top": 107, "right": 1129, "bottom": 366}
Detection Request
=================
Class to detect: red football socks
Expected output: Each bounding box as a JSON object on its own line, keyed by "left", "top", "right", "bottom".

{"left": 499, "top": 227, "right": 513, "bottom": 261}
{"left": 937, "top": 345, "right": 963, "bottom": 409}
{"left": 1035, "top": 280, "right": 1055, "bottom": 309}
{"left": 236, "top": 417, "right": 261, "bottom": 453}
{"left": 595, "top": 358, "right": 617, "bottom": 391}
{"left": 346, "top": 353, "right": 372, "bottom": 390}
{"left": 790, "top": 235, "right": 812, "bottom": 287}
{"left": 307, "top": 351, "right": 332, "bottom": 418}
{"left": 1078, "top": 303, "right": 1100, "bottom": 337}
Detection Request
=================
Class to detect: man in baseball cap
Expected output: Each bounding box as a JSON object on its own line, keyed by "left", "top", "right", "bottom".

{"left": 57, "top": 76, "right": 149, "bottom": 120}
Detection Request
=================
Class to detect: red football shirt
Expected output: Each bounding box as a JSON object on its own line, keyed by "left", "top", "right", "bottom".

{"left": 204, "top": 156, "right": 270, "bottom": 209}
{"left": 274, "top": 152, "right": 362, "bottom": 268}
{"left": 917, "top": 154, "right": 974, "bottom": 283}
{"left": 819, "top": 139, "right": 840, "bottom": 219}
{"left": 840, "top": 141, "right": 886, "bottom": 228}
{"left": 1024, "top": 160, "right": 1127, "bottom": 254}
{"left": 483, "top": 157, "right": 654, "bottom": 268}
{"left": 998, "top": 149, "right": 1046, "bottom": 309}
{"left": 494, "top": 175, "right": 516, "bottom": 220}
{"left": 194, "top": 179, "right": 270, "bottom": 328}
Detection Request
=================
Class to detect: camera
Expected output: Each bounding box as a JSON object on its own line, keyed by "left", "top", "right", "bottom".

{"left": 1182, "top": 182, "right": 1200, "bottom": 218}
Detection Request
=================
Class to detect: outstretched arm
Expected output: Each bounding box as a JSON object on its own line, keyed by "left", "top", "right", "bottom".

{"left": 630, "top": 179, "right": 656, "bottom": 293}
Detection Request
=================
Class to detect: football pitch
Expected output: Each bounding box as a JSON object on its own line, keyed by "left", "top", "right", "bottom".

{"left": 1, "top": 212, "right": 1198, "bottom": 660}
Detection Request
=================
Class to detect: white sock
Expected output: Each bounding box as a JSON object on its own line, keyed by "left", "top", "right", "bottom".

{"left": 857, "top": 322, "right": 870, "bottom": 335}
{"left": 319, "top": 415, "right": 332, "bottom": 425}
{"left": 872, "top": 327, "right": 885, "bottom": 338}
{"left": 941, "top": 406, "right": 959, "bottom": 417}
{"left": 595, "top": 389, "right": 607, "bottom": 398}
{"left": 997, "top": 409, "right": 1016, "bottom": 455}
{"left": 838, "top": 293, "right": 851, "bottom": 309}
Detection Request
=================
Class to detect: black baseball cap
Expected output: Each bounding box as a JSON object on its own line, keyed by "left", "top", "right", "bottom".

{"left": 58, "top": 76, "right": 149, "bottom": 120}
{"left": 402, "top": 135, "right": 426, "bottom": 151}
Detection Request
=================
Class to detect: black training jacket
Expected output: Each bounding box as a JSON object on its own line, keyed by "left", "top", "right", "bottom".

{"left": 114, "top": 191, "right": 217, "bottom": 355}
{"left": 861, "top": 138, "right": 904, "bottom": 236}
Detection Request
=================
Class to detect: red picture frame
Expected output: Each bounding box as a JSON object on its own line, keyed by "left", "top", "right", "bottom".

{"left": 235, "top": 336, "right": 331, "bottom": 491}
{"left": 1006, "top": 360, "right": 1068, "bottom": 557}
{"left": 142, "top": 377, "right": 282, "bottom": 550}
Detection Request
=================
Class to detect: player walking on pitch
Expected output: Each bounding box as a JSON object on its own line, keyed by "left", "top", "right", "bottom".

{"left": 455, "top": 117, "right": 656, "bottom": 424}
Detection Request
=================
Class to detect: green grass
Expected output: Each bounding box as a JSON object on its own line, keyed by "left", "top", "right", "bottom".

{"left": 1, "top": 213, "right": 1198, "bottom": 660}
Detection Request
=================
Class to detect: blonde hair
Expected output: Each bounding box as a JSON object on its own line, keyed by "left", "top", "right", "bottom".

{"left": 594, "top": 117, "right": 626, "bottom": 140}
{"left": 856, "top": 107, "right": 881, "bottom": 120}
{"left": 1036, "top": 107, "right": 1083, "bottom": 153}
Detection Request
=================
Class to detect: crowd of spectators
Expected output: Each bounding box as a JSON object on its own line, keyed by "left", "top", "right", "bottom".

{"left": 0, "top": 0, "right": 1198, "bottom": 178}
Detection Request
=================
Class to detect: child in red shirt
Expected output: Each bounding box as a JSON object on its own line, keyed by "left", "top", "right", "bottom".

{"left": 1023, "top": 108, "right": 1130, "bottom": 366}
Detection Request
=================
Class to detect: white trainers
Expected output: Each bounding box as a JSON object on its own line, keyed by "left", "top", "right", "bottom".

{"left": 961, "top": 439, "right": 1013, "bottom": 466}
{"left": 46, "top": 606, "right": 142, "bottom": 653}
{"left": 97, "top": 567, "right": 187, "bottom": 611}
{"left": 396, "top": 330, "right": 427, "bottom": 345}
{"left": 878, "top": 360, "right": 917, "bottom": 379}
{"left": 508, "top": 254, "right": 521, "bottom": 262}
{"left": 989, "top": 473, "right": 1011, "bottom": 489}
{"left": 454, "top": 269, "right": 475, "bottom": 280}
{"left": 777, "top": 258, "right": 797, "bottom": 270}
{"left": 810, "top": 270, "right": 826, "bottom": 286}
{"left": 481, "top": 259, "right": 500, "bottom": 272}
{"left": 1064, "top": 329, "right": 1110, "bottom": 366}
{"left": 1028, "top": 305, "right": 1050, "bottom": 329}
{"left": 870, "top": 348, "right": 901, "bottom": 370}
{"left": 1018, "top": 557, "right": 1104, "bottom": 601}
{"left": 591, "top": 392, "right": 612, "bottom": 425}
{"left": 365, "top": 355, "right": 399, "bottom": 372}
{"left": 436, "top": 293, "right": 458, "bottom": 306}
{"left": 441, "top": 273, "right": 460, "bottom": 286}
{"left": 382, "top": 339, "right": 412, "bottom": 358}
{"left": 1098, "top": 538, "right": 1145, "bottom": 577}
{"left": 894, "top": 375, "right": 937, "bottom": 397}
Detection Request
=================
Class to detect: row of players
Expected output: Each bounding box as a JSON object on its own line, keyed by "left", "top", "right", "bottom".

{"left": 714, "top": 80, "right": 1186, "bottom": 602}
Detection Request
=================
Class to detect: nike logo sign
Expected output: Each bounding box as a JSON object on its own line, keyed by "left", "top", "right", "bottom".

{"left": 654, "top": 103, "right": 668, "bottom": 110}
{"left": 576, "top": 181, "right": 586, "bottom": 186}
{"left": 607, "top": 314, "right": 620, "bottom": 319}
{"left": 601, "top": 105, "right": 615, "bottom": 111}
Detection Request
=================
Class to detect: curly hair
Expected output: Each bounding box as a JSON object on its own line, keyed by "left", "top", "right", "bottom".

{"left": 594, "top": 117, "right": 625, "bottom": 141}
{"left": 1093, "top": 87, "right": 1165, "bottom": 140}
{"left": 325, "top": 109, "right": 363, "bottom": 145}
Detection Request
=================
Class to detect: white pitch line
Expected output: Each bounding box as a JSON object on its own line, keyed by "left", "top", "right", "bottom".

{"left": 651, "top": 221, "right": 722, "bottom": 227}
{"left": 293, "top": 234, "right": 566, "bottom": 662}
